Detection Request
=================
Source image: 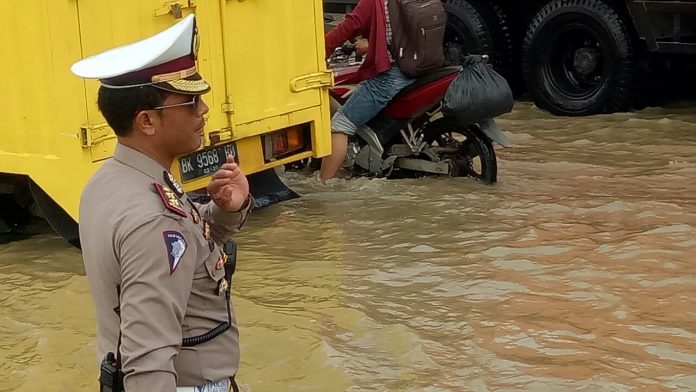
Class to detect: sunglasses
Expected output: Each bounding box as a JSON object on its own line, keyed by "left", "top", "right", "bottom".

{"left": 153, "top": 95, "right": 201, "bottom": 111}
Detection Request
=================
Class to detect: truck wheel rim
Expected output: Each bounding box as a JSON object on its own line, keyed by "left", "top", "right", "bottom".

{"left": 542, "top": 23, "right": 613, "bottom": 100}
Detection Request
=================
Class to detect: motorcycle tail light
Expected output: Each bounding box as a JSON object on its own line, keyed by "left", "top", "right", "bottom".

{"left": 262, "top": 125, "right": 308, "bottom": 162}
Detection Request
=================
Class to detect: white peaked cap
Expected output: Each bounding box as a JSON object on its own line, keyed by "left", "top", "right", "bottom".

{"left": 71, "top": 14, "right": 209, "bottom": 94}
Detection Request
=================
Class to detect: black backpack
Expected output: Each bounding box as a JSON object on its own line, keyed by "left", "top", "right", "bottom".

{"left": 387, "top": 0, "right": 447, "bottom": 78}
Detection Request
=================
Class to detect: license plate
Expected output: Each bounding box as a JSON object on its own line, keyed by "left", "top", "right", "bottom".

{"left": 179, "top": 142, "right": 237, "bottom": 182}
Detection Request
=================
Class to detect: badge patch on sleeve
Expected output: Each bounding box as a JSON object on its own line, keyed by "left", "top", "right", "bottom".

{"left": 163, "top": 231, "right": 187, "bottom": 273}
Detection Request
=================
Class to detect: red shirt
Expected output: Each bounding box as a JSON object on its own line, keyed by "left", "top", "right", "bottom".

{"left": 325, "top": 0, "right": 393, "bottom": 81}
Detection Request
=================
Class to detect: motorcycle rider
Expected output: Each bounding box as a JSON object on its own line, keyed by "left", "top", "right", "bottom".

{"left": 321, "top": 0, "right": 413, "bottom": 182}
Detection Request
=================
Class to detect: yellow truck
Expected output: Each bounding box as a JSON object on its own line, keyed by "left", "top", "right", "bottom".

{"left": 1, "top": 0, "right": 333, "bottom": 245}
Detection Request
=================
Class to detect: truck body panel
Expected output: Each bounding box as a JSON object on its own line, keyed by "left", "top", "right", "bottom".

{"left": 1, "top": 0, "right": 332, "bottom": 234}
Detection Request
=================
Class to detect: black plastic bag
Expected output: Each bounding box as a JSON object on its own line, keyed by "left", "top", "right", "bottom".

{"left": 442, "top": 56, "right": 513, "bottom": 124}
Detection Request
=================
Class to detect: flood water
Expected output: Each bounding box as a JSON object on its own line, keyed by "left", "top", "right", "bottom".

{"left": 1, "top": 102, "right": 695, "bottom": 391}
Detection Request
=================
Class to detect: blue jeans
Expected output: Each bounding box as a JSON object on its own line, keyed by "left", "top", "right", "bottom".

{"left": 332, "top": 66, "right": 414, "bottom": 135}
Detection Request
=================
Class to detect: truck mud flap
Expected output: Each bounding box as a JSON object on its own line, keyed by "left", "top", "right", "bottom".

{"left": 248, "top": 168, "right": 299, "bottom": 209}
{"left": 29, "top": 180, "right": 80, "bottom": 248}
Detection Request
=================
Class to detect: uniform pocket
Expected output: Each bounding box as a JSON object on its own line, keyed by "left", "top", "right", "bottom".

{"left": 191, "top": 250, "right": 227, "bottom": 306}
{"left": 174, "top": 347, "right": 204, "bottom": 386}
{"left": 204, "top": 251, "right": 225, "bottom": 282}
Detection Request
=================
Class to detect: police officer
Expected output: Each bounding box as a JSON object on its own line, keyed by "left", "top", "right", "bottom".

{"left": 73, "top": 15, "right": 249, "bottom": 392}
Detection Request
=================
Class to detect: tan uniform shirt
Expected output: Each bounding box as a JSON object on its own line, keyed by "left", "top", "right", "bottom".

{"left": 79, "top": 144, "right": 252, "bottom": 391}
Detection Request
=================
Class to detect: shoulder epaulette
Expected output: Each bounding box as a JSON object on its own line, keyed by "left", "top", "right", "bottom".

{"left": 153, "top": 183, "right": 188, "bottom": 218}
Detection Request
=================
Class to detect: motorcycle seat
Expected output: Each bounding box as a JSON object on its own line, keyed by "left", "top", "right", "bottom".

{"left": 392, "top": 66, "right": 461, "bottom": 101}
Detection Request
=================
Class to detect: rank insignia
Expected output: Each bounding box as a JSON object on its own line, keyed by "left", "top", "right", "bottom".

{"left": 215, "top": 256, "right": 224, "bottom": 270}
{"left": 153, "top": 183, "right": 187, "bottom": 217}
{"left": 163, "top": 231, "right": 187, "bottom": 274}
{"left": 203, "top": 220, "right": 211, "bottom": 239}
{"left": 218, "top": 279, "right": 228, "bottom": 296}
{"left": 187, "top": 200, "right": 201, "bottom": 224}
{"left": 164, "top": 171, "right": 185, "bottom": 197}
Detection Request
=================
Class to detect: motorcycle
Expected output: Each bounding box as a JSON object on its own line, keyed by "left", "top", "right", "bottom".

{"left": 324, "top": 43, "right": 512, "bottom": 184}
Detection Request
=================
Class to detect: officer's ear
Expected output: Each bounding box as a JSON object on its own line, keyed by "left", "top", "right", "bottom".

{"left": 132, "top": 110, "right": 158, "bottom": 137}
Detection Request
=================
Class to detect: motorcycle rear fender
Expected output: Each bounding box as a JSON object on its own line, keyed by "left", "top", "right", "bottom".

{"left": 356, "top": 126, "right": 384, "bottom": 156}
{"left": 478, "top": 118, "right": 512, "bottom": 148}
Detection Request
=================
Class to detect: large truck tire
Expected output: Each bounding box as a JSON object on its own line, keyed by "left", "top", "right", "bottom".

{"left": 522, "top": 0, "right": 638, "bottom": 116}
{"left": 442, "top": 0, "right": 517, "bottom": 91}
{"left": 0, "top": 176, "right": 33, "bottom": 240}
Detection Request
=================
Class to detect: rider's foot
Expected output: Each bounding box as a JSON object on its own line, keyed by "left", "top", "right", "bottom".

{"left": 313, "top": 168, "right": 349, "bottom": 185}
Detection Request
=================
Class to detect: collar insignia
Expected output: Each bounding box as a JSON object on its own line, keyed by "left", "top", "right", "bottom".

{"left": 187, "top": 199, "right": 201, "bottom": 224}
{"left": 153, "top": 183, "right": 187, "bottom": 217}
{"left": 164, "top": 171, "right": 185, "bottom": 197}
{"left": 163, "top": 231, "right": 187, "bottom": 274}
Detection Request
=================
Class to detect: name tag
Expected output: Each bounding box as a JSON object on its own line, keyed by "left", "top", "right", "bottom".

{"left": 176, "top": 379, "right": 229, "bottom": 392}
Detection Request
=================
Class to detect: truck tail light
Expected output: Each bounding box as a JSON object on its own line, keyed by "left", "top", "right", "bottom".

{"left": 262, "top": 125, "right": 309, "bottom": 162}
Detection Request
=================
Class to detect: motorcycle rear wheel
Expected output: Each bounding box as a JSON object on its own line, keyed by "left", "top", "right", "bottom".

{"left": 422, "top": 118, "right": 497, "bottom": 184}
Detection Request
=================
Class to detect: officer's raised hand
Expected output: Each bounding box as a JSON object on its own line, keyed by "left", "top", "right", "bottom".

{"left": 207, "top": 155, "right": 250, "bottom": 211}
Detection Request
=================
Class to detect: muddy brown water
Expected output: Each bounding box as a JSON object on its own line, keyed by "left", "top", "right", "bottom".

{"left": 1, "top": 102, "right": 695, "bottom": 391}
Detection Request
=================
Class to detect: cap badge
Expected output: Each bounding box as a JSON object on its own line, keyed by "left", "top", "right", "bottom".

{"left": 192, "top": 23, "right": 200, "bottom": 60}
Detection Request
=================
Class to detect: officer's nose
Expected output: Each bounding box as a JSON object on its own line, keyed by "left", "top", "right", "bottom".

{"left": 197, "top": 97, "right": 210, "bottom": 116}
